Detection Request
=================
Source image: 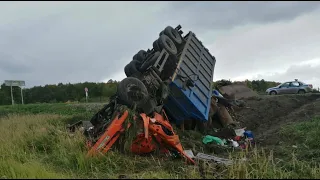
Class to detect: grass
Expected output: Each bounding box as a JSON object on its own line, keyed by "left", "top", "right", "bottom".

{"left": 0, "top": 103, "right": 320, "bottom": 178}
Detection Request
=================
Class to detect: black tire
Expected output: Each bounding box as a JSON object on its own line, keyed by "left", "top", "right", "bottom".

{"left": 124, "top": 63, "right": 132, "bottom": 77}
{"left": 270, "top": 91, "right": 277, "bottom": 95}
{"left": 159, "top": 30, "right": 164, "bottom": 36}
{"left": 133, "top": 50, "right": 147, "bottom": 62}
{"left": 140, "top": 51, "right": 161, "bottom": 72}
{"left": 117, "top": 77, "right": 149, "bottom": 108}
{"left": 163, "top": 26, "right": 183, "bottom": 45}
{"left": 158, "top": 34, "right": 177, "bottom": 55}
{"left": 124, "top": 60, "right": 141, "bottom": 77}
{"left": 153, "top": 39, "right": 161, "bottom": 51}
{"left": 129, "top": 60, "right": 141, "bottom": 74}
{"left": 298, "top": 90, "right": 306, "bottom": 94}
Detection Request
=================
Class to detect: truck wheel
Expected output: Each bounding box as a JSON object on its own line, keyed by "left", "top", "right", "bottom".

{"left": 158, "top": 34, "right": 177, "bottom": 55}
{"left": 140, "top": 51, "right": 160, "bottom": 72}
{"left": 124, "top": 60, "right": 141, "bottom": 77}
{"left": 130, "top": 60, "right": 141, "bottom": 74}
{"left": 164, "top": 26, "right": 183, "bottom": 45}
{"left": 124, "top": 63, "right": 132, "bottom": 77}
{"left": 159, "top": 30, "right": 164, "bottom": 36}
{"left": 153, "top": 39, "right": 161, "bottom": 51}
{"left": 117, "top": 77, "right": 149, "bottom": 108}
{"left": 133, "top": 50, "right": 147, "bottom": 62}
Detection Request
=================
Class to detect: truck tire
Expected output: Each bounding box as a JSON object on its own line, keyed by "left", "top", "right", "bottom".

{"left": 159, "top": 30, "right": 164, "bottom": 36}
{"left": 130, "top": 60, "right": 141, "bottom": 74}
{"left": 124, "top": 63, "right": 132, "bottom": 77}
{"left": 153, "top": 39, "right": 161, "bottom": 51}
{"left": 140, "top": 51, "right": 161, "bottom": 72}
{"left": 117, "top": 77, "right": 149, "bottom": 108}
{"left": 133, "top": 50, "right": 147, "bottom": 62}
{"left": 158, "top": 34, "right": 177, "bottom": 55}
{"left": 164, "top": 26, "right": 183, "bottom": 45}
{"left": 124, "top": 60, "right": 141, "bottom": 77}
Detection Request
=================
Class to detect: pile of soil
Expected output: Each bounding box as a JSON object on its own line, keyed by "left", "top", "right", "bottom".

{"left": 233, "top": 93, "right": 320, "bottom": 145}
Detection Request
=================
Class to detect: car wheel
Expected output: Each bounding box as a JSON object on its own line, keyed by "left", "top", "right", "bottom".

{"left": 163, "top": 26, "right": 183, "bottom": 45}
{"left": 117, "top": 77, "right": 149, "bottom": 108}
{"left": 270, "top": 91, "right": 277, "bottom": 95}
{"left": 157, "top": 34, "right": 177, "bottom": 55}
{"left": 298, "top": 90, "right": 306, "bottom": 94}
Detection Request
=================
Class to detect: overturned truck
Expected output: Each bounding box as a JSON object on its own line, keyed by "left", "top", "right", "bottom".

{"left": 123, "top": 25, "right": 216, "bottom": 127}
{"left": 70, "top": 25, "right": 217, "bottom": 164}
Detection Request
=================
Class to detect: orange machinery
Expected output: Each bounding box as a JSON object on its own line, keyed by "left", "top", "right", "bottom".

{"left": 82, "top": 102, "right": 195, "bottom": 165}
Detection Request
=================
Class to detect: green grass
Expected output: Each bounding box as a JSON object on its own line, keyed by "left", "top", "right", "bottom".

{"left": 1, "top": 103, "right": 320, "bottom": 178}
{"left": 277, "top": 116, "right": 320, "bottom": 162}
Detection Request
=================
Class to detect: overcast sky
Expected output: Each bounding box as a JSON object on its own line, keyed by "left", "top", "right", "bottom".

{"left": 1, "top": 1, "right": 320, "bottom": 88}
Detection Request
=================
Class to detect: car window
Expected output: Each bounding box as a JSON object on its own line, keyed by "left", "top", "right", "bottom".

{"left": 291, "top": 82, "right": 300, "bottom": 87}
{"left": 281, "top": 82, "right": 290, "bottom": 87}
{"left": 298, "top": 81, "right": 305, "bottom": 85}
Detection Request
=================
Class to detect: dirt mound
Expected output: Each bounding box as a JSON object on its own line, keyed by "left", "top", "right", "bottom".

{"left": 219, "top": 84, "right": 258, "bottom": 99}
{"left": 234, "top": 93, "right": 320, "bottom": 145}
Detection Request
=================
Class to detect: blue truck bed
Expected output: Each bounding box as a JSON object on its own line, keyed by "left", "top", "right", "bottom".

{"left": 163, "top": 32, "right": 216, "bottom": 124}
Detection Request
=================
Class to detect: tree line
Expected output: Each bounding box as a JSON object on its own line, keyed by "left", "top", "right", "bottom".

{"left": 0, "top": 79, "right": 118, "bottom": 105}
{"left": 0, "top": 79, "right": 318, "bottom": 105}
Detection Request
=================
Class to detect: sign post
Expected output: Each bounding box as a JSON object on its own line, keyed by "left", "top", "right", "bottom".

{"left": 85, "top": 87, "right": 88, "bottom": 103}
{"left": 10, "top": 85, "right": 14, "bottom": 105}
{"left": 4, "top": 80, "right": 26, "bottom": 105}
{"left": 20, "top": 87, "right": 24, "bottom": 105}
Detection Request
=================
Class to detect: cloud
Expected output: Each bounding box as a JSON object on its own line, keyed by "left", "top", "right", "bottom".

{"left": 166, "top": 2, "right": 320, "bottom": 31}
{"left": 0, "top": 1, "right": 319, "bottom": 88}
{"left": 209, "top": 8, "right": 320, "bottom": 81}
{"left": 255, "top": 59, "right": 320, "bottom": 89}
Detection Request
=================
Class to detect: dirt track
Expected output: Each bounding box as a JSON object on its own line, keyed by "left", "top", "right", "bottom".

{"left": 234, "top": 93, "right": 320, "bottom": 146}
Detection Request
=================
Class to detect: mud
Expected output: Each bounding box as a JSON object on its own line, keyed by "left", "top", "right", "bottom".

{"left": 234, "top": 93, "right": 320, "bottom": 146}
{"left": 178, "top": 93, "right": 320, "bottom": 155}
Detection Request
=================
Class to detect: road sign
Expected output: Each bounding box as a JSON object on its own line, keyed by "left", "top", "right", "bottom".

{"left": 4, "top": 80, "right": 25, "bottom": 87}
{"left": 4, "top": 80, "right": 25, "bottom": 105}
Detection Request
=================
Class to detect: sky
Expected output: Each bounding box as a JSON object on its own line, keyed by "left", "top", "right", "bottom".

{"left": 0, "top": 1, "right": 320, "bottom": 89}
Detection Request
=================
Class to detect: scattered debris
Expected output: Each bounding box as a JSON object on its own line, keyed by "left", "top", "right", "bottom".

{"left": 234, "top": 128, "right": 246, "bottom": 137}
{"left": 195, "top": 153, "right": 233, "bottom": 166}
{"left": 184, "top": 149, "right": 195, "bottom": 159}
{"left": 202, "top": 135, "right": 226, "bottom": 145}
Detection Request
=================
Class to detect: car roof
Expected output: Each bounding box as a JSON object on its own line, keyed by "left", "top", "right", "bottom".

{"left": 283, "top": 81, "right": 305, "bottom": 84}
